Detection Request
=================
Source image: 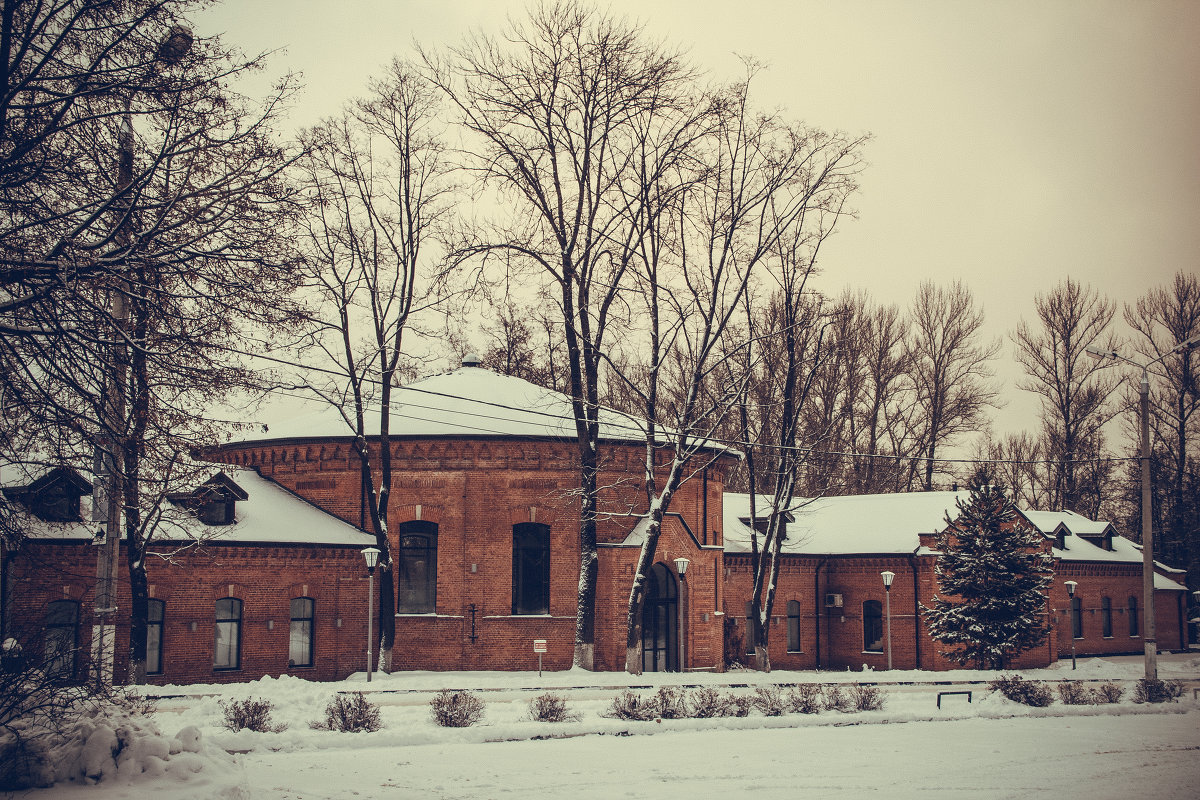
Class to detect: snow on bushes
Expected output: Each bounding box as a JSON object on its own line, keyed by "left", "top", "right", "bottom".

{"left": 1132, "top": 678, "right": 1184, "bottom": 704}
{"left": 310, "top": 692, "right": 382, "bottom": 732}
{"left": 988, "top": 674, "right": 1053, "bottom": 707}
{"left": 430, "top": 689, "right": 485, "bottom": 727}
{"left": 0, "top": 701, "right": 235, "bottom": 791}
{"left": 219, "top": 697, "right": 287, "bottom": 733}
{"left": 528, "top": 692, "right": 580, "bottom": 723}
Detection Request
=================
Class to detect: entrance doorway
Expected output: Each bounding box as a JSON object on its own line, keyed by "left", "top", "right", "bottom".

{"left": 641, "top": 562, "right": 679, "bottom": 672}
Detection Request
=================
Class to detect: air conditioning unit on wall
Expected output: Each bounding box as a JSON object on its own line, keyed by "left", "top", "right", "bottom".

{"left": 824, "top": 593, "right": 843, "bottom": 608}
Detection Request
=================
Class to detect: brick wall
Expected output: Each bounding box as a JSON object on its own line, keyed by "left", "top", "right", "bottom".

{"left": 206, "top": 436, "right": 733, "bottom": 673}
{"left": 4, "top": 540, "right": 369, "bottom": 685}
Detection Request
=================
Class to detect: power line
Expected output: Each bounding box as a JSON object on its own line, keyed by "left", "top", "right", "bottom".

{"left": 214, "top": 343, "right": 1139, "bottom": 468}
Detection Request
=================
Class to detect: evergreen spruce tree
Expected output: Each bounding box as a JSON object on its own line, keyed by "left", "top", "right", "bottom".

{"left": 925, "top": 470, "right": 1054, "bottom": 669}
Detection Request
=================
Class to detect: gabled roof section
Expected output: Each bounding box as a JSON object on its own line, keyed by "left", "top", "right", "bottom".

{"left": 168, "top": 471, "right": 248, "bottom": 504}
{"left": 1, "top": 465, "right": 92, "bottom": 498}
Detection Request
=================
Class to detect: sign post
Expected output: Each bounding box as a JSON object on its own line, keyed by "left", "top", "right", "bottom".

{"left": 533, "top": 639, "right": 547, "bottom": 677}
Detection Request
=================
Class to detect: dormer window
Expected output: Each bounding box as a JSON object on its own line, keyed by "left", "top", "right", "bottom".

{"left": 3, "top": 467, "right": 91, "bottom": 523}
{"left": 196, "top": 496, "right": 235, "bottom": 525}
{"left": 169, "top": 472, "right": 247, "bottom": 527}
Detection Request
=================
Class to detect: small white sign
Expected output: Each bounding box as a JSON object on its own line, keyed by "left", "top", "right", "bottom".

{"left": 532, "top": 639, "right": 548, "bottom": 653}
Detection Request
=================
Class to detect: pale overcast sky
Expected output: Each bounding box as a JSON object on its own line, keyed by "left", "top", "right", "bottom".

{"left": 195, "top": 0, "right": 1200, "bottom": 439}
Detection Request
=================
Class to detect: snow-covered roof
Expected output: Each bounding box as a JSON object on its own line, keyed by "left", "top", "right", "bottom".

{"left": 230, "top": 364, "right": 729, "bottom": 453}
{"left": 10, "top": 467, "right": 373, "bottom": 548}
{"left": 1022, "top": 509, "right": 1113, "bottom": 538}
{"left": 1018, "top": 508, "right": 1186, "bottom": 586}
{"left": 723, "top": 490, "right": 971, "bottom": 555}
{"left": 720, "top": 491, "right": 1188, "bottom": 590}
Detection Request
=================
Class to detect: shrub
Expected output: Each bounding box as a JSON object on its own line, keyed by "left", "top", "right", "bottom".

{"left": 752, "top": 686, "right": 788, "bottom": 717}
{"left": 220, "top": 697, "right": 287, "bottom": 733}
{"left": 1056, "top": 682, "right": 1092, "bottom": 706}
{"left": 849, "top": 683, "right": 885, "bottom": 711}
{"left": 821, "top": 685, "right": 849, "bottom": 712}
{"left": 1132, "top": 678, "right": 1184, "bottom": 704}
{"left": 654, "top": 687, "right": 688, "bottom": 720}
{"left": 725, "top": 694, "right": 753, "bottom": 717}
{"left": 788, "top": 684, "right": 822, "bottom": 714}
{"left": 606, "top": 691, "right": 659, "bottom": 722}
{"left": 430, "top": 690, "right": 485, "bottom": 727}
{"left": 311, "top": 692, "right": 382, "bottom": 732}
{"left": 988, "top": 674, "right": 1053, "bottom": 707}
{"left": 687, "top": 687, "right": 730, "bottom": 718}
{"left": 1093, "top": 682, "right": 1125, "bottom": 704}
{"left": 109, "top": 687, "right": 159, "bottom": 717}
{"left": 528, "top": 692, "right": 579, "bottom": 723}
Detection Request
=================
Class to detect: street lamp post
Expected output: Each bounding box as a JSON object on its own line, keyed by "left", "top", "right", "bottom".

{"left": 1087, "top": 333, "right": 1200, "bottom": 681}
{"left": 674, "top": 557, "right": 690, "bottom": 672}
{"left": 1065, "top": 580, "right": 1078, "bottom": 670}
{"left": 881, "top": 571, "right": 895, "bottom": 670}
{"left": 361, "top": 547, "right": 380, "bottom": 682}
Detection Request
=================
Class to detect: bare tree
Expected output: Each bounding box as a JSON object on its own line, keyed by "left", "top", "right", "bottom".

{"left": 294, "top": 61, "right": 452, "bottom": 673}
{"left": 1, "top": 1, "right": 299, "bottom": 684}
{"left": 1013, "top": 278, "right": 1118, "bottom": 514}
{"left": 1124, "top": 271, "right": 1200, "bottom": 588}
{"left": 906, "top": 280, "right": 1000, "bottom": 491}
{"left": 970, "top": 432, "right": 1051, "bottom": 511}
{"left": 423, "top": 1, "right": 697, "bottom": 668}
{"left": 848, "top": 297, "right": 915, "bottom": 493}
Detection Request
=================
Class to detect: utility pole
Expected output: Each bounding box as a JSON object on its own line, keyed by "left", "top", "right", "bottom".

{"left": 91, "top": 101, "right": 133, "bottom": 689}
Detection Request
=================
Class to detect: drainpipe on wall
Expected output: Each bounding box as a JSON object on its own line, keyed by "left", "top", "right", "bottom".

{"left": 908, "top": 550, "right": 921, "bottom": 670}
{"left": 814, "top": 557, "right": 829, "bottom": 670}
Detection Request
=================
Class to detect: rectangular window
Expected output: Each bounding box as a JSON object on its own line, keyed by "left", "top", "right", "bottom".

{"left": 214, "top": 598, "right": 242, "bottom": 670}
{"left": 1070, "top": 597, "right": 1083, "bottom": 639}
{"left": 44, "top": 600, "right": 79, "bottom": 680}
{"left": 863, "top": 600, "right": 883, "bottom": 652}
{"left": 397, "top": 521, "right": 438, "bottom": 613}
{"left": 289, "top": 598, "right": 314, "bottom": 667}
{"left": 1101, "top": 596, "right": 1112, "bottom": 638}
{"left": 512, "top": 523, "right": 550, "bottom": 615}
{"left": 786, "top": 600, "right": 801, "bottom": 653}
{"left": 1128, "top": 596, "right": 1139, "bottom": 637}
{"left": 147, "top": 599, "right": 164, "bottom": 675}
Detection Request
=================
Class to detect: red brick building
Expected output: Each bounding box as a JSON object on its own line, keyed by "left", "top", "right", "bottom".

{"left": 721, "top": 493, "right": 1188, "bottom": 671}
{"left": 0, "top": 361, "right": 1189, "bottom": 684}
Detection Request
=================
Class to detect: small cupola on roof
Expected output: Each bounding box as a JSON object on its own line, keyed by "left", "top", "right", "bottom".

{"left": 461, "top": 352, "right": 483, "bottom": 368}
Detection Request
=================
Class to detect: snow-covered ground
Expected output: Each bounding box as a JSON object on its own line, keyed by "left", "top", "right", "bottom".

{"left": 23, "top": 653, "right": 1200, "bottom": 799}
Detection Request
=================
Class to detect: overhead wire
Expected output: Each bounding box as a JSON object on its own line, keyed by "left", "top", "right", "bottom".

{"left": 212, "top": 342, "right": 1141, "bottom": 468}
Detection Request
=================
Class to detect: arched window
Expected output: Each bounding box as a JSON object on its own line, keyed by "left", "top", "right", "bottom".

{"left": 289, "top": 598, "right": 314, "bottom": 667}
{"left": 44, "top": 600, "right": 79, "bottom": 679}
{"left": 397, "top": 521, "right": 438, "bottom": 613}
{"left": 147, "top": 599, "right": 165, "bottom": 675}
{"left": 512, "top": 522, "right": 550, "bottom": 615}
{"left": 863, "top": 600, "right": 883, "bottom": 653}
{"left": 1128, "top": 596, "right": 1139, "bottom": 637}
{"left": 1100, "top": 596, "right": 1112, "bottom": 638}
{"left": 214, "top": 598, "right": 242, "bottom": 670}
{"left": 786, "top": 600, "right": 801, "bottom": 653}
{"left": 1070, "top": 596, "right": 1083, "bottom": 639}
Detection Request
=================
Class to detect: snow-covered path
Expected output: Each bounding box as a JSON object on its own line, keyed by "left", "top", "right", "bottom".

{"left": 20, "top": 654, "right": 1200, "bottom": 799}
{"left": 218, "top": 714, "right": 1200, "bottom": 799}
